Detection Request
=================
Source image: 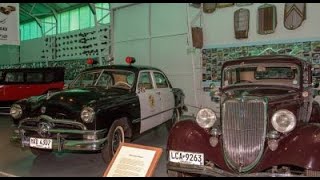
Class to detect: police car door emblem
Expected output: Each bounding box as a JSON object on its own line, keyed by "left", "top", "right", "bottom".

{"left": 148, "top": 95, "right": 155, "bottom": 108}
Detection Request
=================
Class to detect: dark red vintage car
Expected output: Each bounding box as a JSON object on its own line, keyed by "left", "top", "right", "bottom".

{"left": 0, "top": 67, "right": 65, "bottom": 114}
{"left": 167, "top": 55, "right": 320, "bottom": 177}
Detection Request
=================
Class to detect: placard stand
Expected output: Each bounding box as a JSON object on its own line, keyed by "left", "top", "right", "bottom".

{"left": 103, "top": 143, "right": 163, "bottom": 177}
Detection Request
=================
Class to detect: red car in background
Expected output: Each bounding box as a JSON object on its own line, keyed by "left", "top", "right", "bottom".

{"left": 0, "top": 67, "right": 65, "bottom": 114}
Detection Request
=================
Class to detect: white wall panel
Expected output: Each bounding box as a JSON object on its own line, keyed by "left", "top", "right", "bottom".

{"left": 167, "top": 74, "right": 197, "bottom": 115}
{"left": 114, "top": 3, "right": 149, "bottom": 42}
{"left": 150, "top": 34, "right": 198, "bottom": 115}
{"left": 110, "top": 3, "right": 136, "bottom": 10}
{"left": 0, "top": 45, "right": 19, "bottom": 65}
{"left": 20, "top": 38, "right": 44, "bottom": 63}
{"left": 112, "top": 3, "right": 211, "bottom": 115}
{"left": 114, "top": 39, "right": 150, "bottom": 66}
{"left": 151, "top": 34, "right": 191, "bottom": 73}
{"left": 150, "top": 3, "right": 188, "bottom": 37}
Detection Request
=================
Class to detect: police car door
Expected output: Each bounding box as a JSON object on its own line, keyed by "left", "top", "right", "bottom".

{"left": 152, "top": 71, "right": 175, "bottom": 124}
{"left": 137, "top": 71, "right": 162, "bottom": 133}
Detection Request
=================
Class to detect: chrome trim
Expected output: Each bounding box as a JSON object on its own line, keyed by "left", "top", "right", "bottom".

{"left": 211, "top": 128, "right": 221, "bottom": 137}
{"left": 267, "top": 130, "right": 280, "bottom": 139}
{"left": 12, "top": 120, "right": 108, "bottom": 151}
{"left": 19, "top": 135, "right": 107, "bottom": 151}
{"left": 167, "top": 162, "right": 305, "bottom": 177}
{"left": 132, "top": 118, "right": 140, "bottom": 123}
{"left": 141, "top": 107, "right": 175, "bottom": 121}
{"left": 221, "top": 96, "right": 267, "bottom": 173}
{"left": 18, "top": 115, "right": 87, "bottom": 130}
{"left": 0, "top": 107, "right": 10, "bottom": 109}
{"left": 19, "top": 125, "right": 107, "bottom": 135}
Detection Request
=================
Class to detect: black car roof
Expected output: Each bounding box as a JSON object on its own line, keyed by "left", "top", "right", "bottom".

{"left": 82, "top": 64, "right": 163, "bottom": 73}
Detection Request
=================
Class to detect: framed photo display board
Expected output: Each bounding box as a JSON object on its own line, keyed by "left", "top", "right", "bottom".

{"left": 103, "top": 143, "right": 163, "bottom": 177}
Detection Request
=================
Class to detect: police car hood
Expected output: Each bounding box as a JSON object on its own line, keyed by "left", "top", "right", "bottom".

{"left": 46, "top": 86, "right": 129, "bottom": 109}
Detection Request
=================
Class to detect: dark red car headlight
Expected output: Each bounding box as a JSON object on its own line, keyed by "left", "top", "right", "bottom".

{"left": 271, "top": 109, "right": 296, "bottom": 133}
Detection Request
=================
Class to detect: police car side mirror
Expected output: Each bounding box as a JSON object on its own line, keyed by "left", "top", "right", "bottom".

{"left": 209, "top": 83, "right": 221, "bottom": 103}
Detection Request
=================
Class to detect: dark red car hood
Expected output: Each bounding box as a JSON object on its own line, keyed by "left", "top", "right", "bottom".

{"left": 222, "top": 85, "right": 300, "bottom": 103}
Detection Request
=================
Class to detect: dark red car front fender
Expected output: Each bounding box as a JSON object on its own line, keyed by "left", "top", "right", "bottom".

{"left": 167, "top": 120, "right": 320, "bottom": 173}
{"left": 167, "top": 119, "right": 231, "bottom": 171}
{"left": 254, "top": 123, "right": 320, "bottom": 172}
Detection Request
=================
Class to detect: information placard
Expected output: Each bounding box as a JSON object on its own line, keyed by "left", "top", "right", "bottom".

{"left": 103, "top": 143, "right": 163, "bottom": 177}
{"left": 0, "top": 3, "right": 19, "bottom": 45}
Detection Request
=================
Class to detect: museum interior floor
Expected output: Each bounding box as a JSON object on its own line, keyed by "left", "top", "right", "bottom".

{"left": 0, "top": 115, "right": 192, "bottom": 177}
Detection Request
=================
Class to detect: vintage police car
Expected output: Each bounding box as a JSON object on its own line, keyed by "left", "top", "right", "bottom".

{"left": 167, "top": 55, "right": 320, "bottom": 177}
{"left": 11, "top": 57, "right": 186, "bottom": 163}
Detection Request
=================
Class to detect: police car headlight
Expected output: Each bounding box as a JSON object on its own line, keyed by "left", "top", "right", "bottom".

{"left": 271, "top": 109, "right": 296, "bottom": 133}
{"left": 80, "top": 107, "right": 95, "bottom": 123}
{"left": 10, "top": 104, "right": 23, "bottom": 119}
{"left": 196, "top": 108, "right": 217, "bottom": 129}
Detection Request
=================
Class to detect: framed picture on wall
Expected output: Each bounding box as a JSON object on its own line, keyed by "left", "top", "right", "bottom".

{"left": 236, "top": 3, "right": 253, "bottom": 7}
{"left": 284, "top": 3, "right": 306, "bottom": 30}
{"left": 191, "top": 27, "right": 203, "bottom": 49}
{"left": 234, "top": 8, "right": 250, "bottom": 39}
{"left": 217, "top": 3, "right": 234, "bottom": 8}
{"left": 257, "top": 4, "right": 277, "bottom": 35}
{"left": 203, "top": 3, "right": 217, "bottom": 13}
{"left": 189, "top": 3, "right": 201, "bottom": 8}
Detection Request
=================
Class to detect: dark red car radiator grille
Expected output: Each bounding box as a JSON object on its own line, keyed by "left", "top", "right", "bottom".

{"left": 222, "top": 98, "right": 266, "bottom": 172}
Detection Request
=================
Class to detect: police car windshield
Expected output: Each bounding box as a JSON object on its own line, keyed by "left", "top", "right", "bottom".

{"left": 69, "top": 69, "right": 135, "bottom": 90}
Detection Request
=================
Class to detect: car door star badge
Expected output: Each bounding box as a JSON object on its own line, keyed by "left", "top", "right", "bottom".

{"left": 148, "top": 95, "right": 155, "bottom": 108}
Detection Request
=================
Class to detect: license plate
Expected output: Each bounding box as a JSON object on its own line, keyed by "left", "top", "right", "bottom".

{"left": 29, "top": 137, "right": 52, "bottom": 149}
{"left": 169, "top": 150, "right": 204, "bottom": 165}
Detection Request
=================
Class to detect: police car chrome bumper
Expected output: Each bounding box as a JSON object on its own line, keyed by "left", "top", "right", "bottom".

{"left": 11, "top": 115, "right": 108, "bottom": 151}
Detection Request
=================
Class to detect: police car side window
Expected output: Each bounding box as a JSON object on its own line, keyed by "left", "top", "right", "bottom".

{"left": 154, "top": 72, "right": 169, "bottom": 88}
{"left": 138, "top": 72, "right": 153, "bottom": 90}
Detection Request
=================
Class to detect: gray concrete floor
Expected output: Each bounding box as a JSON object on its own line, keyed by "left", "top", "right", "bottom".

{"left": 0, "top": 115, "right": 186, "bottom": 177}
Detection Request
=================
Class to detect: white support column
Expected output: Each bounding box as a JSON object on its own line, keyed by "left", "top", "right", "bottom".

{"left": 43, "top": 4, "right": 58, "bottom": 60}
{"left": 109, "top": 5, "right": 115, "bottom": 64}
{"left": 186, "top": 3, "right": 203, "bottom": 109}
{"left": 89, "top": 3, "right": 103, "bottom": 65}
{"left": 89, "top": 3, "right": 112, "bottom": 65}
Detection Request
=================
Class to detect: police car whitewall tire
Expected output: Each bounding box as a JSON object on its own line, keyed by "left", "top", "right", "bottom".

{"left": 102, "top": 119, "right": 125, "bottom": 164}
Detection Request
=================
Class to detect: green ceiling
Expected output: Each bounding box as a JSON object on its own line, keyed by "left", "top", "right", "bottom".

{"left": 19, "top": 3, "right": 88, "bottom": 24}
